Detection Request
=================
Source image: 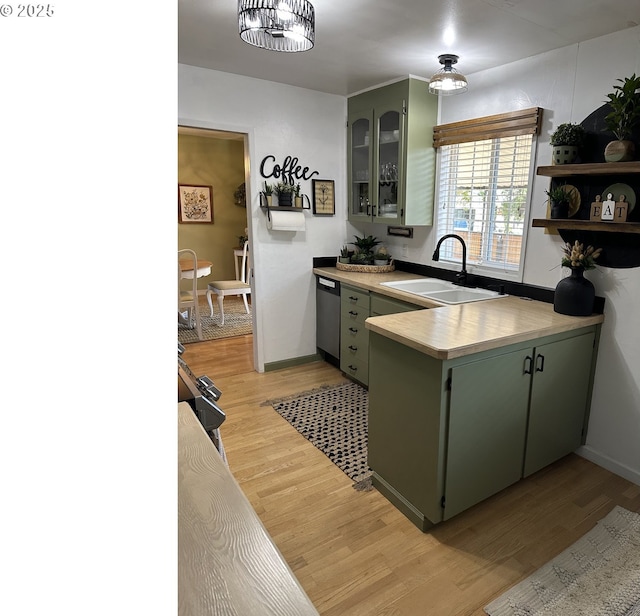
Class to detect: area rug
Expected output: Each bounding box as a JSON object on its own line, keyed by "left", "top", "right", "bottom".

{"left": 262, "top": 382, "right": 373, "bottom": 489}
{"left": 178, "top": 297, "right": 252, "bottom": 344}
{"left": 484, "top": 505, "right": 640, "bottom": 616}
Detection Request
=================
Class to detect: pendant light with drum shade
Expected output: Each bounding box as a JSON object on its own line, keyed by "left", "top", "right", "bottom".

{"left": 428, "top": 54, "right": 468, "bottom": 95}
{"left": 238, "top": 0, "right": 315, "bottom": 52}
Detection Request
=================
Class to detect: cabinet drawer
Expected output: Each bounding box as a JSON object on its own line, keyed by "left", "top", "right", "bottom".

{"left": 341, "top": 321, "right": 369, "bottom": 359}
{"left": 371, "top": 293, "right": 421, "bottom": 316}
{"left": 342, "top": 285, "right": 370, "bottom": 311}
{"left": 341, "top": 355, "right": 369, "bottom": 386}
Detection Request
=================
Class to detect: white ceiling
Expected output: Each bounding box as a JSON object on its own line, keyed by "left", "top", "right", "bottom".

{"left": 178, "top": 0, "right": 639, "bottom": 97}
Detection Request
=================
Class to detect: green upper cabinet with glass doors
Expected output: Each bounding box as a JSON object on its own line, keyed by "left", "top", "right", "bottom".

{"left": 347, "top": 78, "right": 437, "bottom": 226}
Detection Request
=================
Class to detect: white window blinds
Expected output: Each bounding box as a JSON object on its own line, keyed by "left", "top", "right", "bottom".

{"left": 433, "top": 108, "right": 541, "bottom": 276}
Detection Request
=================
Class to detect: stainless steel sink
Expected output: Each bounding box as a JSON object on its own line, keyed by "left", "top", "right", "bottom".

{"left": 380, "top": 278, "right": 508, "bottom": 305}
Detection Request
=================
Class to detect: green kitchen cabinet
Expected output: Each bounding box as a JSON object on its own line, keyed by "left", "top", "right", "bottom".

{"left": 340, "top": 287, "right": 423, "bottom": 386}
{"left": 368, "top": 326, "right": 599, "bottom": 530}
{"left": 370, "top": 293, "right": 420, "bottom": 316}
{"left": 340, "top": 284, "right": 370, "bottom": 386}
{"left": 347, "top": 78, "right": 437, "bottom": 226}
{"left": 523, "top": 331, "right": 596, "bottom": 477}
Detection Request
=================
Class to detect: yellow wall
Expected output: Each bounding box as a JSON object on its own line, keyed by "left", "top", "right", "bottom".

{"left": 178, "top": 134, "right": 247, "bottom": 289}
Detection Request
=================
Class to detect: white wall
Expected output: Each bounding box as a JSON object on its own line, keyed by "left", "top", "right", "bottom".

{"left": 178, "top": 66, "right": 349, "bottom": 371}
{"left": 438, "top": 26, "right": 640, "bottom": 485}
{"left": 178, "top": 26, "right": 640, "bottom": 485}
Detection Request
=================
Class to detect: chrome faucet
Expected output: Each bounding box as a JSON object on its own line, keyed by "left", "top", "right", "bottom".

{"left": 432, "top": 234, "right": 468, "bottom": 287}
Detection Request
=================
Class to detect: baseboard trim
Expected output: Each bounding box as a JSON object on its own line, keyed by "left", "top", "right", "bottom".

{"left": 372, "top": 473, "right": 435, "bottom": 532}
{"left": 264, "top": 354, "right": 322, "bottom": 372}
{"left": 577, "top": 445, "right": 640, "bottom": 487}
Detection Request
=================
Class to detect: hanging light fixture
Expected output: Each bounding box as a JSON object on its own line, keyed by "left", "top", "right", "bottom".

{"left": 238, "top": 0, "right": 315, "bottom": 53}
{"left": 428, "top": 54, "right": 468, "bottom": 95}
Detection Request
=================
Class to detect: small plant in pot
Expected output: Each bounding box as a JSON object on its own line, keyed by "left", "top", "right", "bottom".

{"left": 263, "top": 182, "right": 274, "bottom": 206}
{"left": 339, "top": 245, "right": 351, "bottom": 264}
{"left": 545, "top": 184, "right": 572, "bottom": 219}
{"left": 603, "top": 73, "right": 640, "bottom": 162}
{"left": 373, "top": 246, "right": 391, "bottom": 265}
{"left": 275, "top": 182, "right": 295, "bottom": 207}
{"left": 293, "top": 183, "right": 302, "bottom": 208}
{"left": 550, "top": 122, "right": 586, "bottom": 164}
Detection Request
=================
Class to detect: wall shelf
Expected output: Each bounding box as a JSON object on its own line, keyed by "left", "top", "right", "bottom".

{"left": 532, "top": 219, "right": 640, "bottom": 234}
{"left": 536, "top": 162, "right": 640, "bottom": 177}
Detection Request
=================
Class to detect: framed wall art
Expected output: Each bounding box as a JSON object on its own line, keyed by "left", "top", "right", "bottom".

{"left": 312, "top": 179, "right": 335, "bottom": 216}
{"left": 178, "top": 184, "right": 214, "bottom": 223}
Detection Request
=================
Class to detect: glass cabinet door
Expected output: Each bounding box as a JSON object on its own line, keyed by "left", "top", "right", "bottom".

{"left": 349, "top": 115, "right": 372, "bottom": 219}
{"left": 375, "top": 109, "right": 401, "bottom": 221}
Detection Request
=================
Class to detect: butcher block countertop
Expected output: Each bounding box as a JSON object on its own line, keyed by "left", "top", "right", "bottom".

{"left": 178, "top": 402, "right": 319, "bottom": 616}
{"left": 313, "top": 267, "right": 604, "bottom": 360}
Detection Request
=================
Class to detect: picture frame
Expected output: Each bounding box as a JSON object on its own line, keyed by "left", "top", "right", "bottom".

{"left": 312, "top": 179, "right": 335, "bottom": 216}
{"left": 178, "top": 184, "right": 214, "bottom": 223}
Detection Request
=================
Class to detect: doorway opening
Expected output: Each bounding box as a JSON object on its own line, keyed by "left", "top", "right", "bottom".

{"left": 178, "top": 125, "right": 256, "bottom": 370}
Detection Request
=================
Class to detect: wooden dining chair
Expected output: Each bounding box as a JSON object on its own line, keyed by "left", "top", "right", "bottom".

{"left": 178, "top": 249, "right": 203, "bottom": 340}
{"left": 206, "top": 241, "right": 251, "bottom": 326}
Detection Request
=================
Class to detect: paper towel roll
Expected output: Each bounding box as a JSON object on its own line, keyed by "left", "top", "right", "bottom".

{"left": 267, "top": 209, "right": 306, "bottom": 231}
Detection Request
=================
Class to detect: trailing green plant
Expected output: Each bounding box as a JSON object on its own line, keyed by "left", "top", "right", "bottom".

{"left": 603, "top": 74, "right": 640, "bottom": 140}
{"left": 550, "top": 123, "right": 586, "bottom": 147}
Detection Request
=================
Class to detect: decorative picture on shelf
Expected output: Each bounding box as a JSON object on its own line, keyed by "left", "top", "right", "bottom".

{"left": 178, "top": 184, "right": 214, "bottom": 223}
{"left": 312, "top": 179, "right": 335, "bottom": 216}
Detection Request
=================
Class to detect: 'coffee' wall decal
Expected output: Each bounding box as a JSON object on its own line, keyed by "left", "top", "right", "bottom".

{"left": 260, "top": 155, "right": 319, "bottom": 185}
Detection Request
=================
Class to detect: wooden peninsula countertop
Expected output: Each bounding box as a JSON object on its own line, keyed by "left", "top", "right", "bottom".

{"left": 178, "top": 402, "right": 319, "bottom": 616}
{"left": 313, "top": 267, "right": 604, "bottom": 360}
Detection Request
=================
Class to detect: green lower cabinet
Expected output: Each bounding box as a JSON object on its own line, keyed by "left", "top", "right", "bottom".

{"left": 524, "top": 331, "right": 595, "bottom": 477}
{"left": 444, "top": 349, "right": 531, "bottom": 520}
{"left": 367, "top": 326, "right": 599, "bottom": 530}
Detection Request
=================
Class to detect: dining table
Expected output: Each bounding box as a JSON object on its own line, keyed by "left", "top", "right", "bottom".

{"left": 179, "top": 259, "right": 213, "bottom": 279}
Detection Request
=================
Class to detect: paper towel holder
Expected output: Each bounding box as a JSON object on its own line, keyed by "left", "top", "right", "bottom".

{"left": 260, "top": 193, "right": 310, "bottom": 222}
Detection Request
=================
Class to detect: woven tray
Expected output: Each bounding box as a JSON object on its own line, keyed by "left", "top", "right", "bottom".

{"left": 335, "top": 259, "right": 395, "bottom": 273}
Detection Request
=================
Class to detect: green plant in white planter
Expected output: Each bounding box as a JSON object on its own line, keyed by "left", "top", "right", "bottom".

{"left": 603, "top": 73, "right": 640, "bottom": 162}
{"left": 550, "top": 123, "right": 586, "bottom": 164}
{"left": 373, "top": 246, "right": 391, "bottom": 265}
{"left": 339, "top": 245, "right": 351, "bottom": 263}
{"left": 351, "top": 234, "right": 380, "bottom": 264}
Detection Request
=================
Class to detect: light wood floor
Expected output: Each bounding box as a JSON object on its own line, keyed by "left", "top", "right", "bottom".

{"left": 181, "top": 334, "right": 640, "bottom": 616}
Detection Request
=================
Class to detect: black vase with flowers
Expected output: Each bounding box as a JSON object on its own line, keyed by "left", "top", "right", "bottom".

{"left": 553, "top": 241, "right": 601, "bottom": 316}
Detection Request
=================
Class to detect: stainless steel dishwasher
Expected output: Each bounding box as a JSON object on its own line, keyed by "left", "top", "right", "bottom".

{"left": 316, "top": 276, "right": 340, "bottom": 366}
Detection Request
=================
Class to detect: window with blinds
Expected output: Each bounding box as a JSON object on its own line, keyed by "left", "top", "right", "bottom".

{"left": 433, "top": 108, "right": 541, "bottom": 278}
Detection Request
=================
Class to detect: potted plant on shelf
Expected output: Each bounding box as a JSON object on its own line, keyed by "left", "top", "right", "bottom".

{"left": 351, "top": 234, "right": 380, "bottom": 265}
{"left": 554, "top": 240, "right": 602, "bottom": 316}
{"left": 275, "top": 182, "right": 295, "bottom": 207}
{"left": 263, "top": 182, "right": 273, "bottom": 207}
{"left": 603, "top": 73, "right": 640, "bottom": 162}
{"left": 550, "top": 122, "right": 586, "bottom": 164}
{"left": 294, "top": 183, "right": 302, "bottom": 208}
{"left": 373, "top": 246, "right": 391, "bottom": 265}
{"left": 339, "top": 246, "right": 351, "bottom": 264}
{"left": 545, "top": 184, "right": 572, "bottom": 219}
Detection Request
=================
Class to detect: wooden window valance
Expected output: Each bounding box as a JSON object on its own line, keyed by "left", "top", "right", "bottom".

{"left": 433, "top": 107, "right": 542, "bottom": 148}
